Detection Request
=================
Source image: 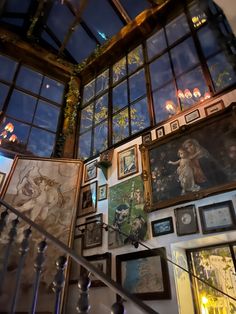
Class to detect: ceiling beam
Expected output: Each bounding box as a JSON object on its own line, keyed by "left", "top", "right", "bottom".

{"left": 109, "top": 0, "right": 132, "bottom": 24}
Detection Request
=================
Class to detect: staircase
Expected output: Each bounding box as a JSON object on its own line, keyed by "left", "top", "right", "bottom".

{"left": 0, "top": 198, "right": 158, "bottom": 314}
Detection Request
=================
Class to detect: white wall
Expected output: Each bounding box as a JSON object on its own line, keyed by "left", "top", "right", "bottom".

{"left": 214, "top": 0, "right": 236, "bottom": 35}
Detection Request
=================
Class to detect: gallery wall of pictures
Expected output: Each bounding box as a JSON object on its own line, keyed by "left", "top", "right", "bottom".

{"left": 71, "top": 101, "right": 236, "bottom": 314}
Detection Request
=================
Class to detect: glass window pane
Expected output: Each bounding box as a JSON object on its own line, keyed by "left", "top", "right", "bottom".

{"left": 16, "top": 66, "right": 43, "bottom": 94}
{"left": 27, "top": 128, "right": 55, "bottom": 157}
{"left": 93, "top": 121, "right": 108, "bottom": 155}
{"left": 147, "top": 28, "right": 167, "bottom": 60}
{"left": 80, "top": 104, "right": 93, "bottom": 132}
{"left": 78, "top": 131, "right": 92, "bottom": 159}
{"left": 95, "top": 94, "right": 108, "bottom": 124}
{"left": 150, "top": 53, "right": 173, "bottom": 90}
{"left": 129, "top": 69, "right": 146, "bottom": 102}
{"left": 131, "top": 97, "right": 150, "bottom": 135}
{"left": 128, "top": 45, "right": 144, "bottom": 74}
{"left": 189, "top": 2, "right": 207, "bottom": 29}
{"left": 40, "top": 77, "right": 64, "bottom": 104}
{"left": 6, "top": 90, "right": 37, "bottom": 123}
{"left": 153, "top": 82, "right": 179, "bottom": 124}
{"left": 207, "top": 52, "right": 236, "bottom": 91}
{"left": 112, "top": 57, "right": 127, "bottom": 84}
{"left": 5, "top": 0, "right": 31, "bottom": 13}
{"left": 112, "top": 80, "right": 128, "bottom": 113}
{"left": 166, "top": 13, "right": 190, "bottom": 45}
{"left": 112, "top": 108, "right": 129, "bottom": 144}
{"left": 198, "top": 26, "right": 221, "bottom": 58}
{"left": 0, "top": 54, "right": 18, "bottom": 82}
{"left": 0, "top": 83, "right": 9, "bottom": 111}
{"left": 177, "top": 66, "right": 209, "bottom": 109}
{"left": 83, "top": 80, "right": 95, "bottom": 105}
{"left": 171, "top": 38, "right": 199, "bottom": 76}
{"left": 33, "top": 101, "right": 60, "bottom": 132}
{"left": 189, "top": 246, "right": 236, "bottom": 314}
{"left": 96, "top": 69, "right": 109, "bottom": 95}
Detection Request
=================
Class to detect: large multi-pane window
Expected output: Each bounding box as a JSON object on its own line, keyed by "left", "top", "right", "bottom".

{"left": 78, "top": 0, "right": 236, "bottom": 160}
{"left": 0, "top": 54, "right": 65, "bottom": 157}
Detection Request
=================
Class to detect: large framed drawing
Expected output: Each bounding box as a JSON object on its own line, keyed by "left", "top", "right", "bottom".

{"left": 140, "top": 105, "right": 236, "bottom": 211}
{"left": 0, "top": 156, "right": 83, "bottom": 313}
{"left": 116, "top": 248, "right": 171, "bottom": 300}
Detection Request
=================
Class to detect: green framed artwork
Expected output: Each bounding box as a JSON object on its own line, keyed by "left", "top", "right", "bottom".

{"left": 108, "top": 175, "right": 148, "bottom": 249}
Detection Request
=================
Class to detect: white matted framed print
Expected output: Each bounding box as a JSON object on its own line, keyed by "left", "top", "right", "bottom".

{"left": 117, "top": 145, "right": 138, "bottom": 180}
{"left": 84, "top": 160, "right": 97, "bottom": 182}
{"left": 184, "top": 109, "right": 200, "bottom": 124}
{"left": 98, "top": 184, "right": 108, "bottom": 201}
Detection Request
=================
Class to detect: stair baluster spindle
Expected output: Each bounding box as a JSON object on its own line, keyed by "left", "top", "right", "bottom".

{"left": 0, "top": 218, "right": 19, "bottom": 293}
{"left": 76, "top": 273, "right": 91, "bottom": 314}
{"left": 29, "top": 239, "right": 48, "bottom": 314}
{"left": 0, "top": 209, "right": 8, "bottom": 235}
{"left": 10, "top": 227, "right": 32, "bottom": 314}
{"left": 111, "top": 301, "right": 125, "bottom": 314}
{"left": 52, "top": 255, "right": 67, "bottom": 314}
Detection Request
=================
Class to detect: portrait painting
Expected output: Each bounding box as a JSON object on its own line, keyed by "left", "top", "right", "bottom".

{"left": 83, "top": 213, "right": 103, "bottom": 249}
{"left": 108, "top": 175, "right": 148, "bottom": 249}
{"left": 84, "top": 160, "right": 97, "bottom": 182}
{"left": 117, "top": 145, "right": 138, "bottom": 180}
{"left": 141, "top": 105, "right": 236, "bottom": 210}
{"left": 78, "top": 182, "right": 97, "bottom": 217}
{"left": 0, "top": 156, "right": 83, "bottom": 313}
{"left": 98, "top": 184, "right": 108, "bottom": 201}
{"left": 116, "top": 248, "right": 171, "bottom": 300}
{"left": 0, "top": 171, "right": 6, "bottom": 190}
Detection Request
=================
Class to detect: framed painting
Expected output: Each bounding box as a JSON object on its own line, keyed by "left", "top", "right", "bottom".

{"left": 140, "top": 105, "right": 236, "bottom": 211}
{"left": 0, "top": 171, "right": 6, "bottom": 190}
{"left": 83, "top": 213, "right": 103, "bottom": 249}
{"left": 98, "top": 184, "right": 108, "bottom": 201}
{"left": 116, "top": 248, "right": 171, "bottom": 300}
{"left": 199, "top": 200, "right": 236, "bottom": 234}
{"left": 175, "top": 205, "right": 199, "bottom": 236}
{"left": 78, "top": 182, "right": 97, "bottom": 217}
{"left": 117, "top": 145, "right": 139, "bottom": 180}
{"left": 84, "top": 160, "right": 97, "bottom": 182}
{"left": 108, "top": 175, "right": 148, "bottom": 249}
{"left": 81, "top": 252, "right": 112, "bottom": 287}
{"left": 142, "top": 132, "right": 152, "bottom": 145}
{"left": 151, "top": 217, "right": 174, "bottom": 237}
{"left": 0, "top": 156, "right": 83, "bottom": 313}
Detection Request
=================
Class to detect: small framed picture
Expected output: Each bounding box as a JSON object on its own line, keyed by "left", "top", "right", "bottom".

{"left": 142, "top": 132, "right": 152, "bottom": 145}
{"left": 83, "top": 213, "right": 103, "bottom": 249}
{"left": 175, "top": 205, "right": 199, "bottom": 236}
{"left": 170, "top": 120, "right": 179, "bottom": 132}
{"left": 84, "top": 160, "right": 97, "bottom": 182}
{"left": 184, "top": 109, "right": 200, "bottom": 124}
{"left": 151, "top": 217, "right": 174, "bottom": 237}
{"left": 156, "top": 126, "right": 165, "bottom": 139}
{"left": 81, "top": 252, "right": 112, "bottom": 287}
{"left": 78, "top": 182, "right": 97, "bottom": 217}
{"left": 199, "top": 200, "right": 236, "bottom": 234}
{"left": 204, "top": 100, "right": 224, "bottom": 116}
{"left": 117, "top": 145, "right": 138, "bottom": 180}
{"left": 98, "top": 184, "right": 108, "bottom": 201}
{"left": 0, "top": 171, "right": 6, "bottom": 190}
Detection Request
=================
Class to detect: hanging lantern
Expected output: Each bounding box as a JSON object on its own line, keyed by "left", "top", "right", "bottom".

{"left": 9, "top": 134, "right": 17, "bottom": 142}
{"left": 165, "top": 100, "right": 176, "bottom": 114}
{"left": 4, "top": 122, "right": 14, "bottom": 133}
{"left": 184, "top": 89, "right": 192, "bottom": 99}
{"left": 204, "top": 91, "right": 211, "bottom": 99}
{"left": 193, "top": 88, "right": 201, "bottom": 98}
{"left": 177, "top": 89, "right": 185, "bottom": 99}
{"left": 1, "top": 130, "right": 7, "bottom": 138}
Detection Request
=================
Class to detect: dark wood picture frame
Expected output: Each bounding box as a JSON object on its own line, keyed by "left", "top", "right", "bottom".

{"left": 98, "top": 184, "right": 108, "bottom": 201}
{"left": 116, "top": 248, "right": 171, "bottom": 300}
{"left": 156, "top": 126, "right": 165, "bottom": 139}
{"left": 140, "top": 105, "right": 236, "bottom": 211}
{"left": 83, "top": 213, "right": 103, "bottom": 249}
{"left": 78, "top": 182, "right": 97, "bottom": 217}
{"left": 142, "top": 132, "right": 152, "bottom": 145}
{"left": 117, "top": 144, "right": 138, "bottom": 180}
{"left": 81, "top": 252, "right": 112, "bottom": 287}
{"left": 199, "top": 200, "right": 236, "bottom": 234}
{"left": 175, "top": 205, "right": 199, "bottom": 236}
{"left": 170, "top": 119, "right": 179, "bottom": 132}
{"left": 204, "top": 100, "right": 224, "bottom": 116}
{"left": 84, "top": 160, "right": 97, "bottom": 182}
{"left": 184, "top": 109, "right": 200, "bottom": 124}
{"left": 0, "top": 171, "right": 6, "bottom": 190}
{"left": 151, "top": 217, "right": 174, "bottom": 237}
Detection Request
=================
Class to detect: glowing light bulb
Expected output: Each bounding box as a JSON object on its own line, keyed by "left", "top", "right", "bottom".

{"left": 193, "top": 88, "right": 201, "bottom": 98}
{"left": 184, "top": 89, "right": 192, "bottom": 99}
{"left": 4, "top": 122, "right": 14, "bottom": 133}
{"left": 202, "top": 296, "right": 208, "bottom": 305}
{"left": 177, "top": 89, "right": 185, "bottom": 99}
{"left": 165, "top": 100, "right": 176, "bottom": 114}
{"left": 204, "top": 91, "right": 211, "bottom": 99}
{"left": 46, "top": 84, "right": 50, "bottom": 89}
{"left": 9, "top": 134, "right": 17, "bottom": 142}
